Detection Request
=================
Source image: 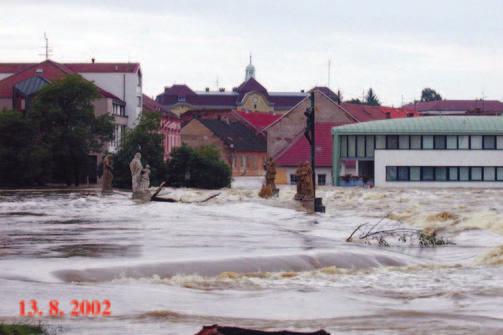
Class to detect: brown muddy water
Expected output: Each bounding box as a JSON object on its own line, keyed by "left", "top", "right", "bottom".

{"left": 1, "top": 183, "right": 503, "bottom": 334}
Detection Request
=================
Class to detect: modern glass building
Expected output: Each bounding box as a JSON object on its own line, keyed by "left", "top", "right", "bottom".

{"left": 331, "top": 116, "right": 503, "bottom": 187}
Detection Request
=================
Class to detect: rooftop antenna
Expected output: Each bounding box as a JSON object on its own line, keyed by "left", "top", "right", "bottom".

{"left": 327, "top": 59, "right": 331, "bottom": 88}
{"left": 40, "top": 32, "right": 52, "bottom": 60}
{"left": 216, "top": 76, "right": 219, "bottom": 90}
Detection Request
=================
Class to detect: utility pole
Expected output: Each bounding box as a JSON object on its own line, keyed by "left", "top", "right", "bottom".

{"left": 304, "top": 91, "right": 325, "bottom": 213}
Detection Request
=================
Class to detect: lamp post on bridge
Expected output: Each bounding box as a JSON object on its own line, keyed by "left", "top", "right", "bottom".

{"left": 304, "top": 91, "right": 325, "bottom": 213}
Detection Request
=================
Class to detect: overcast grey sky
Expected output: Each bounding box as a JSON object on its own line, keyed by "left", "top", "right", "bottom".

{"left": 1, "top": 0, "right": 503, "bottom": 105}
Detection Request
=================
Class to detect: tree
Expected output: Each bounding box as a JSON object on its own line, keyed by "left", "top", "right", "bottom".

{"left": 0, "top": 110, "right": 50, "bottom": 186}
{"left": 166, "top": 144, "right": 231, "bottom": 189}
{"left": 346, "top": 98, "right": 363, "bottom": 104}
{"left": 365, "top": 88, "right": 381, "bottom": 106}
{"left": 31, "top": 74, "right": 114, "bottom": 186}
{"left": 421, "top": 88, "right": 442, "bottom": 102}
{"left": 113, "top": 111, "right": 167, "bottom": 189}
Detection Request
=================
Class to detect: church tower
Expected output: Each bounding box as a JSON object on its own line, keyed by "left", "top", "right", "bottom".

{"left": 245, "top": 53, "right": 256, "bottom": 81}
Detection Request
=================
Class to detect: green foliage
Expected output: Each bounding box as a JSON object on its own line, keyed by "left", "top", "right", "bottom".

{"left": 346, "top": 98, "right": 363, "bottom": 104}
{"left": 0, "top": 110, "right": 50, "bottom": 186}
{"left": 365, "top": 88, "right": 381, "bottom": 106}
{"left": 113, "top": 112, "right": 167, "bottom": 188}
{"left": 166, "top": 144, "right": 231, "bottom": 189}
{"left": 0, "top": 323, "right": 46, "bottom": 335}
{"left": 31, "top": 74, "right": 114, "bottom": 185}
{"left": 420, "top": 88, "right": 442, "bottom": 102}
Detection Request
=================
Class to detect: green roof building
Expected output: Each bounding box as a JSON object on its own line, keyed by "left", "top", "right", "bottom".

{"left": 331, "top": 116, "right": 503, "bottom": 187}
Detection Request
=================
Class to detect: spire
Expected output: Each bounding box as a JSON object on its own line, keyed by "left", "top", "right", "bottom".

{"left": 245, "top": 53, "right": 256, "bottom": 81}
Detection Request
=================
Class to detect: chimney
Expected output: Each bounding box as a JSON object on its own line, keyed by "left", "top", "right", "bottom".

{"left": 301, "top": 89, "right": 305, "bottom": 93}
{"left": 91, "top": 57, "right": 95, "bottom": 63}
{"left": 205, "top": 87, "right": 210, "bottom": 92}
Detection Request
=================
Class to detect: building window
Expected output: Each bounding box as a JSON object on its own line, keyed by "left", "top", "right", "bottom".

{"left": 435, "top": 167, "right": 448, "bottom": 181}
{"left": 497, "top": 168, "right": 503, "bottom": 181}
{"left": 483, "top": 136, "right": 496, "bottom": 150}
{"left": 459, "top": 167, "right": 470, "bottom": 181}
{"left": 421, "top": 167, "right": 434, "bottom": 181}
{"left": 290, "top": 174, "right": 299, "bottom": 185}
{"left": 434, "top": 136, "right": 446, "bottom": 150}
{"left": 398, "top": 135, "right": 409, "bottom": 149}
{"left": 497, "top": 136, "right": 503, "bottom": 149}
{"left": 375, "top": 135, "right": 386, "bottom": 149}
{"left": 137, "top": 96, "right": 142, "bottom": 107}
{"left": 397, "top": 167, "right": 409, "bottom": 181}
{"left": 484, "top": 167, "right": 496, "bottom": 181}
{"left": 386, "top": 166, "right": 503, "bottom": 182}
{"left": 177, "top": 96, "right": 186, "bottom": 102}
{"left": 365, "top": 135, "right": 375, "bottom": 157}
{"left": 471, "top": 167, "right": 483, "bottom": 181}
{"left": 410, "top": 135, "right": 421, "bottom": 149}
{"left": 410, "top": 167, "right": 421, "bottom": 181}
{"left": 348, "top": 135, "right": 356, "bottom": 157}
{"left": 357, "top": 136, "right": 365, "bottom": 157}
{"left": 471, "top": 136, "right": 483, "bottom": 149}
{"left": 340, "top": 136, "right": 348, "bottom": 157}
{"left": 448, "top": 167, "right": 458, "bottom": 181}
{"left": 458, "top": 136, "right": 469, "bottom": 149}
{"left": 386, "top": 166, "right": 398, "bottom": 181}
{"left": 318, "top": 174, "right": 326, "bottom": 185}
{"left": 386, "top": 135, "right": 399, "bottom": 149}
{"left": 422, "top": 136, "right": 434, "bottom": 149}
{"left": 446, "top": 136, "right": 457, "bottom": 149}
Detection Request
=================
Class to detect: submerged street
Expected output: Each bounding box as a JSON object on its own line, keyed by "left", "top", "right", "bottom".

{"left": 1, "top": 180, "right": 503, "bottom": 335}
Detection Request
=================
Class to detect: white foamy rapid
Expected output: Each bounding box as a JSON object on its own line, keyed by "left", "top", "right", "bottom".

{"left": 1, "top": 180, "right": 503, "bottom": 335}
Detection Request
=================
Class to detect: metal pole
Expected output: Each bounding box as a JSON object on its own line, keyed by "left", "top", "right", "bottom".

{"left": 310, "top": 91, "right": 316, "bottom": 208}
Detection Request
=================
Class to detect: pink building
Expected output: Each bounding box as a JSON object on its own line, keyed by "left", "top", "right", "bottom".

{"left": 142, "top": 94, "right": 181, "bottom": 160}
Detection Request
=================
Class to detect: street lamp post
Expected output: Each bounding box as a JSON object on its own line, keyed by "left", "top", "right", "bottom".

{"left": 304, "top": 91, "right": 326, "bottom": 213}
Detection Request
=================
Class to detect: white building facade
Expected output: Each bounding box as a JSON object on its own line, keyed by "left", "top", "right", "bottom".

{"left": 332, "top": 116, "right": 503, "bottom": 188}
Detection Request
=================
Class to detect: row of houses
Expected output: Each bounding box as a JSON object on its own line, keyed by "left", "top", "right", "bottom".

{"left": 3, "top": 57, "right": 503, "bottom": 188}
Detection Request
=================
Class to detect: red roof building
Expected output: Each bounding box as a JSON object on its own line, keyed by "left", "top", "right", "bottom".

{"left": 402, "top": 100, "right": 503, "bottom": 116}
{"left": 142, "top": 94, "right": 181, "bottom": 160}
{"left": 234, "top": 110, "right": 282, "bottom": 131}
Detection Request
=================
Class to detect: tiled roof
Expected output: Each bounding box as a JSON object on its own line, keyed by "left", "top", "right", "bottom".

{"left": 235, "top": 77, "right": 267, "bottom": 94}
{"left": 236, "top": 110, "right": 282, "bottom": 130}
{"left": 0, "top": 62, "right": 140, "bottom": 74}
{"left": 198, "top": 119, "right": 266, "bottom": 152}
{"left": 157, "top": 79, "right": 305, "bottom": 111}
{"left": 142, "top": 94, "right": 179, "bottom": 119}
{"left": 340, "top": 103, "right": 417, "bottom": 121}
{"left": 0, "top": 60, "right": 124, "bottom": 102}
{"left": 64, "top": 63, "right": 140, "bottom": 73}
{"left": 402, "top": 100, "right": 503, "bottom": 114}
{"left": 275, "top": 122, "right": 349, "bottom": 167}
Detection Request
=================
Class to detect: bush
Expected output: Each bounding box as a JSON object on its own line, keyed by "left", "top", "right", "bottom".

{"left": 113, "top": 112, "right": 167, "bottom": 189}
{"left": 166, "top": 144, "right": 231, "bottom": 189}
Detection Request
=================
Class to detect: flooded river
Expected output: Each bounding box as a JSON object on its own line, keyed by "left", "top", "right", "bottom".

{"left": 1, "top": 181, "right": 503, "bottom": 334}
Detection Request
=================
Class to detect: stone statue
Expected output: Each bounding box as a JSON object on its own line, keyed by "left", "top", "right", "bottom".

{"left": 294, "top": 161, "right": 314, "bottom": 201}
{"left": 101, "top": 155, "right": 113, "bottom": 194}
{"left": 139, "top": 164, "right": 151, "bottom": 191}
{"left": 259, "top": 157, "right": 279, "bottom": 198}
{"left": 130, "top": 152, "right": 151, "bottom": 200}
{"left": 130, "top": 152, "right": 143, "bottom": 193}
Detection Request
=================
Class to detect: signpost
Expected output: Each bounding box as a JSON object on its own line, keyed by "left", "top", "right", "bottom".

{"left": 304, "top": 91, "right": 326, "bottom": 213}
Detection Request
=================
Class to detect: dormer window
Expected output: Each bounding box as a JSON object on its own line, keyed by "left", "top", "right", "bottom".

{"left": 177, "top": 96, "right": 186, "bottom": 102}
